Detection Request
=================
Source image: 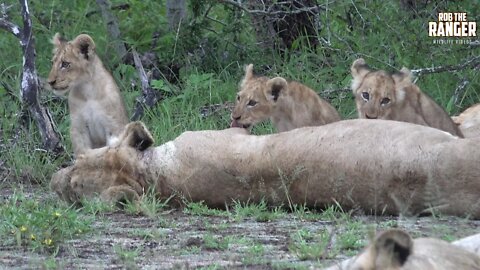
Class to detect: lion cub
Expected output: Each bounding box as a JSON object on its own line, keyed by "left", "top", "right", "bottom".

{"left": 230, "top": 64, "right": 340, "bottom": 132}
{"left": 351, "top": 58, "right": 463, "bottom": 137}
{"left": 347, "top": 229, "right": 480, "bottom": 270}
{"left": 48, "top": 34, "right": 129, "bottom": 155}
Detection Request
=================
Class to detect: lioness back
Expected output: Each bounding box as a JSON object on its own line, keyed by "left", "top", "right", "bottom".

{"left": 230, "top": 64, "right": 340, "bottom": 132}
{"left": 351, "top": 58, "right": 463, "bottom": 137}
{"left": 48, "top": 33, "right": 129, "bottom": 155}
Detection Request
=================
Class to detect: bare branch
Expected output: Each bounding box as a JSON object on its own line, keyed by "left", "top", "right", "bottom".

{"left": 411, "top": 56, "right": 480, "bottom": 76}
{"left": 131, "top": 49, "right": 163, "bottom": 121}
{"left": 0, "top": 3, "right": 21, "bottom": 38}
{"left": 453, "top": 78, "right": 469, "bottom": 107}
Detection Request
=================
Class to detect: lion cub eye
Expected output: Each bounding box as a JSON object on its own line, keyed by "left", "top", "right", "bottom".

{"left": 236, "top": 95, "right": 240, "bottom": 101}
{"left": 61, "top": 61, "right": 70, "bottom": 69}
{"left": 361, "top": 92, "right": 370, "bottom": 101}
{"left": 380, "top": 97, "right": 391, "bottom": 105}
{"left": 247, "top": 100, "right": 257, "bottom": 107}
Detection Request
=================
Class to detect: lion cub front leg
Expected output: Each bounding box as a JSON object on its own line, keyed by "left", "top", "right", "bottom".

{"left": 70, "top": 124, "right": 93, "bottom": 156}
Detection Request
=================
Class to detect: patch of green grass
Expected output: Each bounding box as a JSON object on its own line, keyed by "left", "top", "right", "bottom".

{"left": 128, "top": 228, "right": 167, "bottom": 241}
{"left": 113, "top": 245, "right": 142, "bottom": 270}
{"left": 241, "top": 243, "right": 266, "bottom": 265}
{"left": 203, "top": 233, "right": 231, "bottom": 251}
{"left": 232, "top": 200, "right": 286, "bottom": 222}
{"left": 0, "top": 190, "right": 91, "bottom": 253}
{"left": 288, "top": 228, "right": 333, "bottom": 260}
{"left": 80, "top": 197, "right": 115, "bottom": 216}
{"left": 123, "top": 189, "right": 171, "bottom": 218}
{"left": 336, "top": 221, "right": 366, "bottom": 253}
{"left": 271, "top": 262, "right": 310, "bottom": 270}
{"left": 183, "top": 201, "right": 229, "bottom": 217}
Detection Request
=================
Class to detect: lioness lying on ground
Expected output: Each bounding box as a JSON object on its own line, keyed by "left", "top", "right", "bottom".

{"left": 48, "top": 33, "right": 129, "bottom": 155}
{"left": 453, "top": 103, "right": 480, "bottom": 138}
{"left": 351, "top": 58, "right": 463, "bottom": 137}
{"left": 51, "top": 120, "right": 480, "bottom": 218}
{"left": 327, "top": 229, "right": 480, "bottom": 270}
{"left": 230, "top": 64, "right": 340, "bottom": 132}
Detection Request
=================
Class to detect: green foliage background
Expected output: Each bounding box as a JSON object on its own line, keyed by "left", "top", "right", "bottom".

{"left": 0, "top": 0, "right": 479, "bottom": 182}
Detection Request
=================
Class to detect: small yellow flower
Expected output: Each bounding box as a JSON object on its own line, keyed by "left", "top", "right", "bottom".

{"left": 54, "top": 212, "right": 62, "bottom": 217}
{"left": 20, "top": 226, "right": 27, "bottom": 232}
{"left": 30, "top": 234, "right": 36, "bottom": 240}
{"left": 44, "top": 238, "right": 53, "bottom": 246}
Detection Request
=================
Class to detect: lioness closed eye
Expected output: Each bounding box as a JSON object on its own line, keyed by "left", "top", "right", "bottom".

{"left": 230, "top": 64, "right": 340, "bottom": 132}
{"left": 47, "top": 33, "right": 129, "bottom": 155}
{"left": 351, "top": 58, "right": 463, "bottom": 137}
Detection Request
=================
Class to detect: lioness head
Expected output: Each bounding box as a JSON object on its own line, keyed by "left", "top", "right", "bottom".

{"left": 351, "top": 58, "right": 411, "bottom": 119}
{"left": 230, "top": 64, "right": 288, "bottom": 128}
{"left": 47, "top": 33, "right": 97, "bottom": 95}
{"left": 348, "top": 229, "right": 480, "bottom": 270}
{"left": 50, "top": 122, "right": 154, "bottom": 204}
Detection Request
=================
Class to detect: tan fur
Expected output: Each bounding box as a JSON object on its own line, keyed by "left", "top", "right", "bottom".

{"left": 452, "top": 104, "right": 480, "bottom": 138}
{"left": 51, "top": 120, "right": 480, "bottom": 219}
{"left": 351, "top": 58, "right": 463, "bottom": 137}
{"left": 345, "top": 230, "right": 480, "bottom": 270}
{"left": 47, "top": 33, "right": 129, "bottom": 155}
{"left": 230, "top": 64, "right": 340, "bottom": 132}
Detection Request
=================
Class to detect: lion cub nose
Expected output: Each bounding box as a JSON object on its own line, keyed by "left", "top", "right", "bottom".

{"left": 48, "top": 79, "right": 56, "bottom": 86}
{"left": 365, "top": 114, "right": 377, "bottom": 119}
{"left": 233, "top": 115, "right": 241, "bottom": 120}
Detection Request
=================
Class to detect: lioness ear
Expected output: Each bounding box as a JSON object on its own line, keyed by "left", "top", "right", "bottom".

{"left": 240, "top": 64, "right": 254, "bottom": 89}
{"left": 119, "top": 122, "right": 154, "bottom": 151}
{"left": 72, "top": 34, "right": 96, "bottom": 60}
{"left": 373, "top": 230, "right": 412, "bottom": 268}
{"left": 265, "top": 77, "right": 287, "bottom": 102}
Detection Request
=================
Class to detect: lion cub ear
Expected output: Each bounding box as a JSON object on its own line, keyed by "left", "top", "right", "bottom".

{"left": 351, "top": 58, "right": 371, "bottom": 91}
{"left": 392, "top": 67, "right": 413, "bottom": 84}
{"left": 351, "top": 58, "right": 371, "bottom": 78}
{"left": 51, "top": 33, "right": 67, "bottom": 48}
{"left": 265, "top": 77, "right": 288, "bottom": 102}
{"left": 373, "top": 230, "right": 413, "bottom": 268}
{"left": 71, "top": 34, "right": 96, "bottom": 60}
{"left": 240, "top": 64, "right": 254, "bottom": 89}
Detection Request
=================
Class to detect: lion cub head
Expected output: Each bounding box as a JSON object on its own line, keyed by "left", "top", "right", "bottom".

{"left": 47, "top": 33, "right": 97, "bottom": 95}
{"left": 350, "top": 58, "right": 463, "bottom": 137}
{"left": 348, "top": 229, "right": 480, "bottom": 270}
{"left": 351, "top": 58, "right": 411, "bottom": 120}
{"left": 230, "top": 64, "right": 288, "bottom": 129}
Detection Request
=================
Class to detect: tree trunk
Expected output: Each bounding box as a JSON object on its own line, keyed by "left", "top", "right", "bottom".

{"left": 18, "top": 0, "right": 63, "bottom": 153}
{"left": 166, "top": 0, "right": 186, "bottom": 31}
{"left": 96, "top": 0, "right": 128, "bottom": 61}
{"left": 246, "top": 0, "right": 320, "bottom": 52}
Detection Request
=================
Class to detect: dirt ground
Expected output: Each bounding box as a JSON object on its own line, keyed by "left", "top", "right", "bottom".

{"left": 1, "top": 184, "right": 479, "bottom": 270}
